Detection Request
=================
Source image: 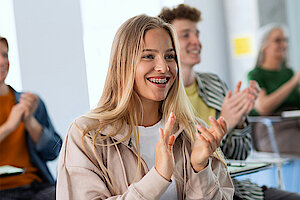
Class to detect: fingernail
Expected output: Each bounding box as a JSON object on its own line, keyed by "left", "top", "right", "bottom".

{"left": 170, "top": 112, "right": 175, "bottom": 120}
{"left": 209, "top": 116, "right": 214, "bottom": 121}
{"left": 168, "top": 112, "right": 172, "bottom": 120}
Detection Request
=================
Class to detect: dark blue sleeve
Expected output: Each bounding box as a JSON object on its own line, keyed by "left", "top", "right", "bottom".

{"left": 33, "top": 97, "right": 62, "bottom": 161}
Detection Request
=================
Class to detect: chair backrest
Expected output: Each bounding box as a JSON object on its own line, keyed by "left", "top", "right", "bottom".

{"left": 249, "top": 116, "right": 300, "bottom": 157}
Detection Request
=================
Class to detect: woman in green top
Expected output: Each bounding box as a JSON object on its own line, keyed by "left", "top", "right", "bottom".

{"left": 248, "top": 24, "right": 300, "bottom": 115}
{"left": 248, "top": 23, "right": 300, "bottom": 155}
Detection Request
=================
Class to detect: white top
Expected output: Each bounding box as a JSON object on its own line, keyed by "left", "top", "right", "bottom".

{"left": 132, "top": 120, "right": 177, "bottom": 200}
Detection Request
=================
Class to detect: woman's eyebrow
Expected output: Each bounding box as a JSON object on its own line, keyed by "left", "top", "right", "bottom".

{"left": 142, "top": 49, "right": 158, "bottom": 52}
{"left": 142, "top": 48, "right": 174, "bottom": 52}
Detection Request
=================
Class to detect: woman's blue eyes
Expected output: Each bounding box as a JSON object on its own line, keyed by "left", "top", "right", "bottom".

{"left": 142, "top": 55, "right": 154, "bottom": 59}
{"left": 142, "top": 54, "right": 175, "bottom": 60}
{"left": 165, "top": 54, "right": 175, "bottom": 59}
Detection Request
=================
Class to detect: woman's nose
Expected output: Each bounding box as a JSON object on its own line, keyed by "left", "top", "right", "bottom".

{"left": 154, "top": 57, "right": 169, "bottom": 73}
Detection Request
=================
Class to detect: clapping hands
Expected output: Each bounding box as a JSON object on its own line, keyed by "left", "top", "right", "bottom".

{"left": 4, "top": 92, "right": 38, "bottom": 132}
{"left": 190, "top": 116, "right": 227, "bottom": 172}
{"left": 154, "top": 113, "right": 228, "bottom": 180}
{"left": 155, "top": 112, "right": 176, "bottom": 181}
{"left": 221, "top": 80, "right": 259, "bottom": 131}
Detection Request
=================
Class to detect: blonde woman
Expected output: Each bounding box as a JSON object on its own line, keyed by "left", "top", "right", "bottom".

{"left": 56, "top": 15, "right": 233, "bottom": 199}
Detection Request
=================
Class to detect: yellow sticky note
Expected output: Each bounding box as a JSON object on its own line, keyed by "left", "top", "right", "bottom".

{"left": 234, "top": 37, "right": 252, "bottom": 56}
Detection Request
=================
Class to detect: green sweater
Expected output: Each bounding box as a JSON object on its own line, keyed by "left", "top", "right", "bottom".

{"left": 247, "top": 65, "right": 300, "bottom": 115}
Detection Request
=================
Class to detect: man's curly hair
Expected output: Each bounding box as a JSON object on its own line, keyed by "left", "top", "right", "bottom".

{"left": 158, "top": 4, "right": 201, "bottom": 24}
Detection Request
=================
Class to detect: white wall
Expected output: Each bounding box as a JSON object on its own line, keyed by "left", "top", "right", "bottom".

{"left": 81, "top": 0, "right": 184, "bottom": 108}
{"left": 13, "top": 0, "right": 90, "bottom": 177}
{"left": 184, "top": 0, "right": 231, "bottom": 86}
{"left": 185, "top": 0, "right": 259, "bottom": 90}
{"left": 224, "top": 0, "right": 259, "bottom": 89}
{"left": 286, "top": 0, "right": 300, "bottom": 71}
{"left": 0, "top": 0, "right": 22, "bottom": 91}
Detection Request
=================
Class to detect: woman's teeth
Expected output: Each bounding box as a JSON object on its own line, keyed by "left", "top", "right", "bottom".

{"left": 148, "top": 78, "right": 168, "bottom": 84}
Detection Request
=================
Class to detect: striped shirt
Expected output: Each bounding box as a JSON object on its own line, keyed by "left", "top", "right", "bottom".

{"left": 194, "top": 72, "right": 264, "bottom": 200}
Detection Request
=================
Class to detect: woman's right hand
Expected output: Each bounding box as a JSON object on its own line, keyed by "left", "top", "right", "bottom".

{"left": 190, "top": 117, "right": 227, "bottom": 172}
{"left": 292, "top": 70, "right": 300, "bottom": 84}
{"left": 155, "top": 112, "right": 176, "bottom": 181}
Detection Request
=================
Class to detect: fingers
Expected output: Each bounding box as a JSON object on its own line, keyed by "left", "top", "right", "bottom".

{"left": 243, "top": 81, "right": 260, "bottom": 102}
{"left": 217, "top": 116, "right": 227, "bottom": 133}
{"left": 19, "top": 92, "right": 38, "bottom": 118}
{"left": 208, "top": 117, "right": 225, "bottom": 142}
{"left": 163, "top": 112, "right": 175, "bottom": 141}
{"left": 246, "top": 101, "right": 254, "bottom": 114}
{"left": 197, "top": 116, "right": 226, "bottom": 146}
{"left": 233, "top": 81, "right": 242, "bottom": 94}
{"left": 168, "top": 135, "right": 175, "bottom": 151}
{"left": 235, "top": 94, "right": 250, "bottom": 111}
{"left": 20, "top": 92, "right": 38, "bottom": 103}
{"left": 196, "top": 124, "right": 218, "bottom": 151}
{"left": 159, "top": 112, "right": 176, "bottom": 148}
{"left": 225, "top": 90, "right": 232, "bottom": 100}
{"left": 159, "top": 128, "right": 165, "bottom": 144}
{"left": 223, "top": 92, "right": 248, "bottom": 114}
{"left": 249, "top": 80, "right": 260, "bottom": 91}
{"left": 229, "top": 91, "right": 247, "bottom": 105}
{"left": 19, "top": 93, "right": 38, "bottom": 109}
{"left": 244, "top": 87, "right": 259, "bottom": 101}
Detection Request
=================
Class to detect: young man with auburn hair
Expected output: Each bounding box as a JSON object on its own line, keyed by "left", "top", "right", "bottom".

{"left": 159, "top": 4, "right": 300, "bottom": 200}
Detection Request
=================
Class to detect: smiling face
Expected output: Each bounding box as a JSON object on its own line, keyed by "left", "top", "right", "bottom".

{"left": 264, "top": 28, "right": 287, "bottom": 61}
{"left": 134, "top": 28, "right": 177, "bottom": 105}
{"left": 0, "top": 41, "right": 9, "bottom": 85}
{"left": 171, "top": 19, "right": 202, "bottom": 69}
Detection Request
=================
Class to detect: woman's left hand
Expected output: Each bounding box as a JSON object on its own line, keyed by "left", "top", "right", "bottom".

{"left": 190, "top": 116, "right": 227, "bottom": 172}
{"left": 154, "top": 112, "right": 176, "bottom": 181}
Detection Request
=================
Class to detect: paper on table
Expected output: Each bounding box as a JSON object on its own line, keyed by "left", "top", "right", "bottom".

{"left": 281, "top": 110, "right": 300, "bottom": 118}
{"left": 226, "top": 161, "right": 272, "bottom": 177}
{"left": 0, "top": 165, "right": 24, "bottom": 176}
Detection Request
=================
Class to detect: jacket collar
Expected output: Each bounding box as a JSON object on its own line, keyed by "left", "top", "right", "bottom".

{"left": 194, "top": 72, "right": 205, "bottom": 95}
{"left": 8, "top": 85, "right": 21, "bottom": 103}
{"left": 194, "top": 72, "right": 223, "bottom": 114}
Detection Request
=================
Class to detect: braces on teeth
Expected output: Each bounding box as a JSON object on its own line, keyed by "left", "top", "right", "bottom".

{"left": 148, "top": 78, "right": 168, "bottom": 84}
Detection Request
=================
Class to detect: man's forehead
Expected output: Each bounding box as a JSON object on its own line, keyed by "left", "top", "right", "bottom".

{"left": 172, "top": 21, "right": 198, "bottom": 32}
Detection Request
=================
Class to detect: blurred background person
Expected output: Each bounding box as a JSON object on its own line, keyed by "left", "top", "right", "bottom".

{"left": 159, "top": 4, "right": 300, "bottom": 200}
{"left": 0, "top": 36, "right": 62, "bottom": 200}
{"left": 248, "top": 24, "right": 300, "bottom": 155}
{"left": 248, "top": 23, "right": 300, "bottom": 116}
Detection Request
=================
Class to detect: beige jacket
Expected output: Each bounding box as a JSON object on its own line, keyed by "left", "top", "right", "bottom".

{"left": 56, "top": 116, "right": 234, "bottom": 200}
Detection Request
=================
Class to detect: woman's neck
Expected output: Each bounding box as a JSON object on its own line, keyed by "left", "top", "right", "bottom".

{"left": 261, "top": 56, "right": 282, "bottom": 70}
{"left": 139, "top": 101, "right": 161, "bottom": 127}
{"left": 0, "top": 83, "right": 9, "bottom": 96}
{"left": 181, "top": 65, "right": 196, "bottom": 87}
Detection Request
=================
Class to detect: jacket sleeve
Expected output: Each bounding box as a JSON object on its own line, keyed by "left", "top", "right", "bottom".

{"left": 185, "top": 157, "right": 234, "bottom": 200}
{"left": 56, "top": 122, "right": 171, "bottom": 200}
{"left": 33, "top": 97, "right": 62, "bottom": 161}
{"left": 220, "top": 125, "right": 252, "bottom": 160}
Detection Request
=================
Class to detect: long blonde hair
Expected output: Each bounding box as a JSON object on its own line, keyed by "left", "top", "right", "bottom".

{"left": 82, "top": 14, "right": 224, "bottom": 194}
